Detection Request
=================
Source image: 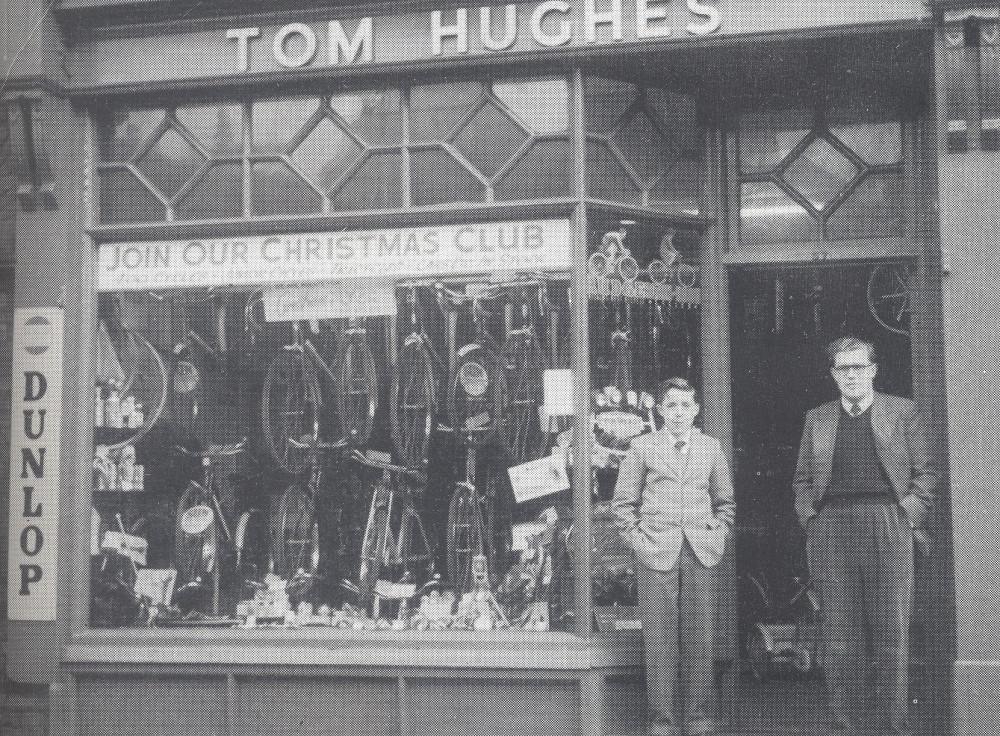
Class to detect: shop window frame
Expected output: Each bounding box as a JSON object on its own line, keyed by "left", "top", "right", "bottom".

{"left": 76, "top": 68, "right": 713, "bottom": 649}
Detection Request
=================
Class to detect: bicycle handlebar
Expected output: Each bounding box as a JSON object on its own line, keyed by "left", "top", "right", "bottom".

{"left": 288, "top": 436, "right": 349, "bottom": 452}
{"left": 349, "top": 449, "right": 425, "bottom": 481}
{"left": 174, "top": 437, "right": 248, "bottom": 459}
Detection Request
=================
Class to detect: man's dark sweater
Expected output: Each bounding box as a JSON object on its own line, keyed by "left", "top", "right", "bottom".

{"left": 828, "top": 405, "right": 894, "bottom": 499}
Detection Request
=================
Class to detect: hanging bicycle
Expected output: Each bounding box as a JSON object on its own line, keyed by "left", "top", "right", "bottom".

{"left": 335, "top": 317, "right": 381, "bottom": 448}
{"left": 501, "top": 282, "right": 549, "bottom": 466}
{"left": 261, "top": 321, "right": 337, "bottom": 474}
{"left": 390, "top": 283, "right": 445, "bottom": 471}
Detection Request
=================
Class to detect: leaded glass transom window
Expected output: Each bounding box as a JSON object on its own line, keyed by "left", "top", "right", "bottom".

{"left": 738, "top": 110, "right": 905, "bottom": 244}
{"left": 583, "top": 77, "right": 703, "bottom": 214}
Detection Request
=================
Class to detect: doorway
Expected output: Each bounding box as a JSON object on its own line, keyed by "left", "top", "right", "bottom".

{"left": 728, "top": 262, "right": 912, "bottom": 680}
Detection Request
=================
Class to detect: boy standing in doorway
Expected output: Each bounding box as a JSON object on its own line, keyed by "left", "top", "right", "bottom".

{"left": 613, "top": 377, "right": 735, "bottom": 736}
{"left": 794, "top": 337, "right": 937, "bottom": 735}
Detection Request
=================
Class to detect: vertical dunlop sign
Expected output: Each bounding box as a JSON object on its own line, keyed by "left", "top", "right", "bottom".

{"left": 8, "top": 307, "right": 63, "bottom": 620}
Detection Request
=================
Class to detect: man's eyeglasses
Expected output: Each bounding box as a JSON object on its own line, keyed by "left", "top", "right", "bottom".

{"left": 832, "top": 364, "right": 874, "bottom": 375}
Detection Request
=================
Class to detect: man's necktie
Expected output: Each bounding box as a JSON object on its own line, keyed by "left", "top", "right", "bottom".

{"left": 849, "top": 401, "right": 862, "bottom": 416}
{"left": 675, "top": 439, "right": 686, "bottom": 452}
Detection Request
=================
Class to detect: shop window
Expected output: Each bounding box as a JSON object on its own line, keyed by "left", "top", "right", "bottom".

{"left": 250, "top": 161, "right": 323, "bottom": 216}
{"left": 251, "top": 97, "right": 322, "bottom": 154}
{"left": 493, "top": 78, "right": 569, "bottom": 134}
{"left": 585, "top": 217, "right": 703, "bottom": 632}
{"left": 584, "top": 77, "right": 703, "bottom": 214}
{"left": 91, "top": 276, "right": 574, "bottom": 633}
{"left": 98, "top": 167, "right": 166, "bottom": 224}
{"left": 737, "top": 111, "right": 905, "bottom": 244}
{"left": 330, "top": 90, "right": 403, "bottom": 148}
{"left": 409, "top": 81, "right": 483, "bottom": 141}
{"left": 174, "top": 163, "right": 243, "bottom": 220}
{"left": 289, "top": 116, "right": 364, "bottom": 194}
{"left": 494, "top": 139, "right": 571, "bottom": 201}
{"left": 330, "top": 151, "right": 404, "bottom": 211}
{"left": 410, "top": 147, "right": 486, "bottom": 206}
{"left": 176, "top": 104, "right": 243, "bottom": 157}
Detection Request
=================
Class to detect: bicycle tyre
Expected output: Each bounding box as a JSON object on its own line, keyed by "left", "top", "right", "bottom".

{"left": 390, "top": 334, "right": 438, "bottom": 470}
{"left": 101, "top": 330, "right": 168, "bottom": 452}
{"left": 500, "top": 327, "right": 548, "bottom": 464}
{"left": 273, "top": 483, "right": 318, "bottom": 580}
{"left": 335, "top": 325, "right": 380, "bottom": 447}
{"left": 262, "top": 349, "right": 322, "bottom": 474}
{"left": 358, "top": 484, "right": 393, "bottom": 605}
{"left": 867, "top": 263, "right": 911, "bottom": 335}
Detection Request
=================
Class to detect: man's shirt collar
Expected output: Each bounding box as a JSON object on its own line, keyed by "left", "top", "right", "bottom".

{"left": 841, "top": 393, "right": 874, "bottom": 415}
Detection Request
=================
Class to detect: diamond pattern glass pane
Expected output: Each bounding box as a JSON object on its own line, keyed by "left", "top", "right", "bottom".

{"left": 740, "top": 181, "right": 817, "bottom": 244}
{"left": 584, "top": 76, "right": 637, "bottom": 133}
{"left": 586, "top": 140, "right": 640, "bottom": 205}
{"left": 825, "top": 171, "right": 904, "bottom": 240}
{"left": 739, "top": 109, "right": 812, "bottom": 174}
{"left": 176, "top": 105, "right": 243, "bottom": 157}
{"left": 175, "top": 163, "right": 242, "bottom": 219}
{"left": 646, "top": 88, "right": 701, "bottom": 157}
{"left": 650, "top": 158, "right": 702, "bottom": 216}
{"left": 783, "top": 137, "right": 860, "bottom": 211}
{"left": 452, "top": 101, "right": 529, "bottom": 179}
{"left": 830, "top": 122, "right": 903, "bottom": 166}
{"left": 101, "top": 109, "right": 165, "bottom": 162}
{"left": 99, "top": 168, "right": 165, "bottom": 223}
{"left": 614, "top": 109, "right": 671, "bottom": 183}
{"left": 495, "top": 138, "right": 571, "bottom": 200}
{"left": 136, "top": 128, "right": 206, "bottom": 198}
{"left": 331, "top": 151, "right": 403, "bottom": 211}
{"left": 291, "top": 117, "right": 363, "bottom": 193}
{"left": 493, "top": 77, "right": 568, "bottom": 134}
{"left": 411, "top": 148, "right": 485, "bottom": 205}
{"left": 251, "top": 97, "right": 321, "bottom": 153}
{"left": 252, "top": 161, "right": 323, "bottom": 215}
{"left": 331, "top": 90, "right": 402, "bottom": 147}
{"left": 410, "top": 82, "right": 482, "bottom": 141}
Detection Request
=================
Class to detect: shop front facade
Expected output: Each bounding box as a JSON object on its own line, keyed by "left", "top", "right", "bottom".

{"left": 2, "top": 0, "right": 995, "bottom": 734}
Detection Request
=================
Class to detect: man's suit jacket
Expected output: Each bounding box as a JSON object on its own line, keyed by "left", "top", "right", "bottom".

{"left": 793, "top": 391, "right": 938, "bottom": 532}
{"left": 612, "top": 428, "right": 736, "bottom": 571}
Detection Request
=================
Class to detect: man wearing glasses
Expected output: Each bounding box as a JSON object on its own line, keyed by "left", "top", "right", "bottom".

{"left": 794, "top": 337, "right": 937, "bottom": 736}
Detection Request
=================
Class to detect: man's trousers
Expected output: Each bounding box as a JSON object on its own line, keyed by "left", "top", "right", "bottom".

{"left": 636, "top": 540, "right": 717, "bottom": 736}
{"left": 808, "top": 496, "right": 914, "bottom": 734}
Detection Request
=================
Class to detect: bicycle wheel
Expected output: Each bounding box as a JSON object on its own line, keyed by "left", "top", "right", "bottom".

{"left": 336, "top": 323, "right": 380, "bottom": 447}
{"left": 867, "top": 263, "right": 911, "bottom": 335}
{"left": 501, "top": 326, "right": 548, "bottom": 464}
{"left": 262, "top": 349, "right": 322, "bottom": 474}
{"left": 358, "top": 482, "right": 393, "bottom": 605}
{"left": 99, "top": 325, "right": 168, "bottom": 452}
{"left": 391, "top": 334, "right": 437, "bottom": 469}
{"left": 174, "top": 480, "right": 218, "bottom": 611}
{"left": 272, "top": 483, "right": 318, "bottom": 580}
{"left": 446, "top": 481, "right": 488, "bottom": 593}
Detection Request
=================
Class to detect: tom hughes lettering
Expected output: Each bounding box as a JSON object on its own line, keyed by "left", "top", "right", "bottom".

{"left": 226, "top": 0, "right": 721, "bottom": 72}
